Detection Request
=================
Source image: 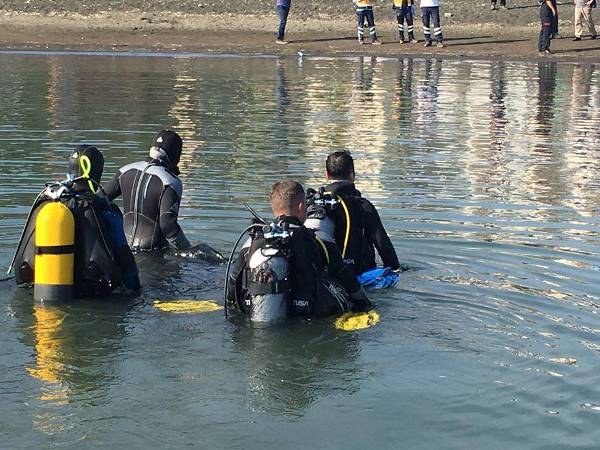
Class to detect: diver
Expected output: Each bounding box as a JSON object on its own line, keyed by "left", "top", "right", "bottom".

{"left": 10, "top": 145, "right": 140, "bottom": 300}
{"left": 305, "top": 151, "right": 400, "bottom": 277}
{"left": 225, "top": 180, "right": 371, "bottom": 323}
{"left": 104, "top": 129, "right": 192, "bottom": 252}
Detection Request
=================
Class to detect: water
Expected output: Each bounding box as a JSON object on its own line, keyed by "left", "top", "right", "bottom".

{"left": 1, "top": 52, "right": 600, "bottom": 449}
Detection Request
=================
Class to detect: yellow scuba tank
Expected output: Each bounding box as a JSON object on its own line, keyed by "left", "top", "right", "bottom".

{"left": 34, "top": 201, "right": 75, "bottom": 302}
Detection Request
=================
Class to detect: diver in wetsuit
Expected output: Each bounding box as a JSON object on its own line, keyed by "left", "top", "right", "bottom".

{"left": 11, "top": 145, "right": 140, "bottom": 297}
{"left": 104, "top": 130, "right": 191, "bottom": 252}
{"left": 226, "top": 180, "right": 371, "bottom": 322}
{"left": 305, "top": 151, "right": 400, "bottom": 277}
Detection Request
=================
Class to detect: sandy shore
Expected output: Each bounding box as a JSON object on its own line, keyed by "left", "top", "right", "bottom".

{"left": 0, "top": 4, "right": 599, "bottom": 61}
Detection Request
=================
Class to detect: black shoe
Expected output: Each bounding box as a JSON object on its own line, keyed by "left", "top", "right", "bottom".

{"left": 573, "top": 36, "right": 581, "bottom": 41}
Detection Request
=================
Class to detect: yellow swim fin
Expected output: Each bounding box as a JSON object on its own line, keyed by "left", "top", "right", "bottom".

{"left": 335, "top": 309, "right": 380, "bottom": 331}
{"left": 154, "top": 300, "right": 223, "bottom": 314}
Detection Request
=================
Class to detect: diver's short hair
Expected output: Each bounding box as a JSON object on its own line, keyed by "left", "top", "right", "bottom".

{"left": 326, "top": 151, "right": 355, "bottom": 180}
{"left": 270, "top": 180, "right": 305, "bottom": 212}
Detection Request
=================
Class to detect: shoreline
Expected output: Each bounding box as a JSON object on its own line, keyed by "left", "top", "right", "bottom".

{"left": 0, "top": 10, "right": 599, "bottom": 62}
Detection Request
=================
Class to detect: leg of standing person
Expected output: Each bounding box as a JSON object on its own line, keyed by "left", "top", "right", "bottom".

{"left": 276, "top": 5, "right": 290, "bottom": 43}
{"left": 539, "top": 4, "right": 553, "bottom": 52}
{"left": 575, "top": 6, "right": 584, "bottom": 39}
{"left": 357, "top": 9, "right": 366, "bottom": 44}
{"left": 366, "top": 8, "right": 380, "bottom": 44}
{"left": 396, "top": 8, "right": 405, "bottom": 43}
{"left": 582, "top": 5, "right": 597, "bottom": 38}
{"left": 422, "top": 7, "right": 432, "bottom": 46}
{"left": 491, "top": 0, "right": 497, "bottom": 10}
{"left": 432, "top": 6, "right": 443, "bottom": 46}
{"left": 407, "top": 6, "right": 417, "bottom": 42}
{"left": 551, "top": 8, "right": 559, "bottom": 38}
{"left": 500, "top": 0, "right": 506, "bottom": 8}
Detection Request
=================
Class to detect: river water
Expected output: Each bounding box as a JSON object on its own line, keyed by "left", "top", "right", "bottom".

{"left": 1, "top": 52, "right": 600, "bottom": 449}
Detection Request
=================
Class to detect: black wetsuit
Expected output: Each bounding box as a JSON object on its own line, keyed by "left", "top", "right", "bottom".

{"left": 323, "top": 181, "right": 400, "bottom": 275}
{"left": 13, "top": 190, "right": 140, "bottom": 297}
{"left": 104, "top": 160, "right": 190, "bottom": 251}
{"left": 227, "top": 216, "right": 368, "bottom": 318}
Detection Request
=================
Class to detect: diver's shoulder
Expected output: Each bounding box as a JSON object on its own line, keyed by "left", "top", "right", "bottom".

{"left": 119, "top": 160, "right": 148, "bottom": 174}
{"left": 146, "top": 165, "right": 182, "bottom": 189}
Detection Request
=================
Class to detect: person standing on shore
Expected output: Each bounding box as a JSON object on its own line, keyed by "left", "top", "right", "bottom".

{"left": 393, "top": 0, "right": 418, "bottom": 43}
{"left": 573, "top": 0, "right": 597, "bottom": 41}
{"left": 276, "top": 0, "right": 291, "bottom": 44}
{"left": 420, "top": 0, "right": 443, "bottom": 48}
{"left": 539, "top": 0, "right": 558, "bottom": 54}
{"left": 354, "top": 0, "right": 381, "bottom": 45}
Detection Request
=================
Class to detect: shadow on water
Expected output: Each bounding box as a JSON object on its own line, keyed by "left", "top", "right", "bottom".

{"left": 553, "top": 46, "right": 600, "bottom": 54}
{"left": 289, "top": 36, "right": 356, "bottom": 44}
{"left": 444, "top": 35, "right": 493, "bottom": 42}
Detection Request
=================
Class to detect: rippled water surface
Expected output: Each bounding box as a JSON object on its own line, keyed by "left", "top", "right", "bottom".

{"left": 2, "top": 52, "right": 600, "bottom": 449}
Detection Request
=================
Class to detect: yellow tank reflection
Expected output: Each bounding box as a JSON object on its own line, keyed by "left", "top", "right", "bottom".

{"left": 27, "top": 303, "right": 69, "bottom": 406}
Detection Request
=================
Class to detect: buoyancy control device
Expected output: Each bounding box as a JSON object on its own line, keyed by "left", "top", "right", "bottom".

{"left": 224, "top": 211, "right": 293, "bottom": 324}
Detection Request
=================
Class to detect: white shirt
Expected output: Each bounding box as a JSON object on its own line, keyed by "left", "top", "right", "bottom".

{"left": 420, "top": 0, "right": 440, "bottom": 6}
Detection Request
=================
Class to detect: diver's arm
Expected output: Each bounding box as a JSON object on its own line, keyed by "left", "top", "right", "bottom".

{"left": 103, "top": 171, "right": 122, "bottom": 201}
{"left": 106, "top": 205, "right": 141, "bottom": 292}
{"left": 159, "top": 186, "right": 191, "bottom": 250}
{"left": 363, "top": 199, "right": 400, "bottom": 270}
{"left": 226, "top": 248, "right": 248, "bottom": 305}
{"left": 322, "top": 239, "right": 372, "bottom": 311}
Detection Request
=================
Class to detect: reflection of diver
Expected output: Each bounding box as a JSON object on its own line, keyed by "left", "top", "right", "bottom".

{"left": 11, "top": 289, "right": 132, "bottom": 408}
{"left": 10, "top": 145, "right": 140, "bottom": 300}
{"left": 230, "top": 322, "right": 361, "bottom": 414}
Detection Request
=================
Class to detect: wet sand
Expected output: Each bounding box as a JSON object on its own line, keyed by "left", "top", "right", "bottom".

{"left": 0, "top": 4, "right": 599, "bottom": 61}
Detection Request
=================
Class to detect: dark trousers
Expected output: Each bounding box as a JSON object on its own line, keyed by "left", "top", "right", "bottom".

{"left": 491, "top": 0, "right": 506, "bottom": 6}
{"left": 422, "top": 6, "right": 443, "bottom": 42}
{"left": 357, "top": 8, "right": 377, "bottom": 41}
{"left": 277, "top": 5, "right": 290, "bottom": 40}
{"left": 551, "top": 10, "right": 559, "bottom": 37}
{"left": 395, "top": 6, "right": 415, "bottom": 39}
{"left": 539, "top": 4, "right": 553, "bottom": 51}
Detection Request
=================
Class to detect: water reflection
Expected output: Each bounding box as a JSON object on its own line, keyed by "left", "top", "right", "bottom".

{"left": 7, "top": 290, "right": 132, "bottom": 436}
{"left": 3, "top": 54, "right": 600, "bottom": 448}
{"left": 231, "top": 323, "right": 360, "bottom": 416}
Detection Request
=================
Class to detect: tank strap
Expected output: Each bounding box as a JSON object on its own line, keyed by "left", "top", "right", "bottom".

{"left": 315, "top": 236, "right": 330, "bottom": 265}
{"left": 247, "top": 279, "right": 291, "bottom": 295}
{"left": 36, "top": 245, "right": 76, "bottom": 255}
